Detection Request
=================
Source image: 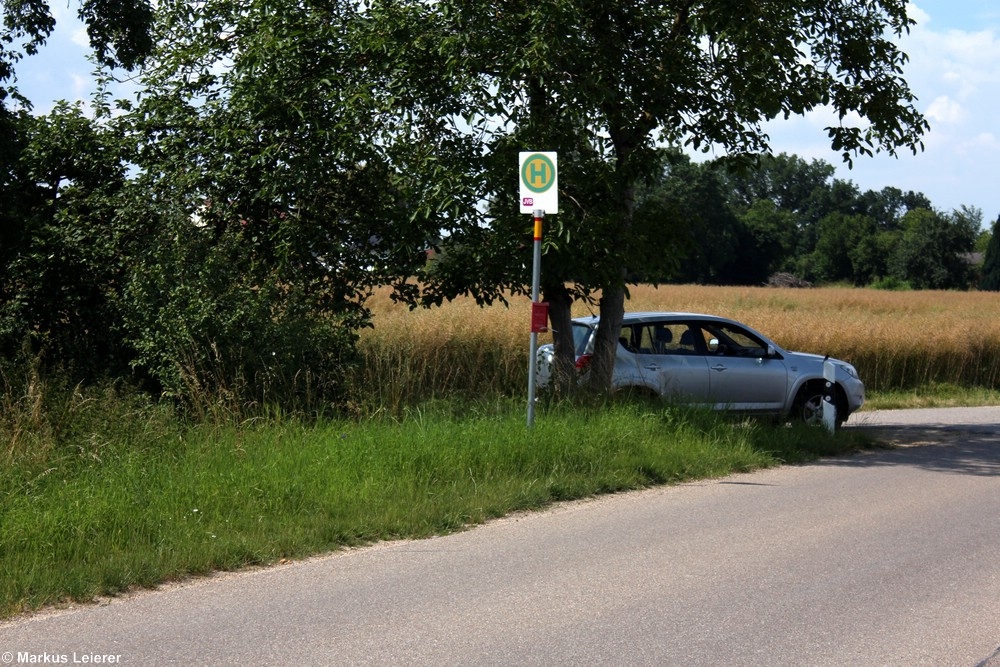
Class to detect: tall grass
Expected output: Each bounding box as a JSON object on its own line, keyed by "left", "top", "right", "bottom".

{"left": 359, "top": 285, "right": 1000, "bottom": 410}
{"left": 358, "top": 293, "right": 529, "bottom": 412}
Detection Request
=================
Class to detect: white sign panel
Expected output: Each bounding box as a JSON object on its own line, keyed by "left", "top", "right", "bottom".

{"left": 519, "top": 152, "right": 558, "bottom": 214}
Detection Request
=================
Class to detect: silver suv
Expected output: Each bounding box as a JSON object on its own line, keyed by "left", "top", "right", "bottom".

{"left": 536, "top": 312, "right": 865, "bottom": 425}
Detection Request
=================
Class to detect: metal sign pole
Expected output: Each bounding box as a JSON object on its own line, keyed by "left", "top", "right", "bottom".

{"left": 519, "top": 151, "right": 556, "bottom": 429}
{"left": 527, "top": 209, "right": 544, "bottom": 428}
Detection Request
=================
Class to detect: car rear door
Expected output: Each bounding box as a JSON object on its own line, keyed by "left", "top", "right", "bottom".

{"left": 626, "top": 321, "right": 710, "bottom": 402}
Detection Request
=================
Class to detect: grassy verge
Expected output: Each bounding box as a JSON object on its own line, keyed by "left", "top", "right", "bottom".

{"left": 862, "top": 384, "right": 1000, "bottom": 410}
{"left": 1, "top": 397, "right": 873, "bottom": 620}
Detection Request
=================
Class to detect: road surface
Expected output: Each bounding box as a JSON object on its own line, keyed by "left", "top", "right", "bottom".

{"left": 2, "top": 407, "right": 999, "bottom": 666}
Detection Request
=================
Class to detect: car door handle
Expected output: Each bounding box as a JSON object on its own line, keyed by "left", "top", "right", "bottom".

{"left": 711, "top": 364, "right": 728, "bottom": 372}
{"left": 644, "top": 364, "right": 660, "bottom": 371}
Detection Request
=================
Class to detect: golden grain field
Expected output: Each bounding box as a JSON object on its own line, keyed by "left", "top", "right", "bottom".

{"left": 358, "top": 285, "right": 1000, "bottom": 410}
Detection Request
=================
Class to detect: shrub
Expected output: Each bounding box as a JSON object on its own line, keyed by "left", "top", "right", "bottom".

{"left": 870, "top": 276, "right": 912, "bottom": 291}
{"left": 120, "top": 215, "right": 364, "bottom": 418}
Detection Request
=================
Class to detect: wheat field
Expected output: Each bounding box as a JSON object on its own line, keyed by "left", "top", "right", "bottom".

{"left": 358, "top": 285, "right": 1000, "bottom": 410}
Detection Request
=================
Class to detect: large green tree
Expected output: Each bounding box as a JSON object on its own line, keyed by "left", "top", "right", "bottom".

{"left": 1, "top": 0, "right": 155, "bottom": 375}
{"left": 719, "top": 153, "right": 836, "bottom": 230}
{"left": 807, "top": 212, "right": 879, "bottom": 285}
{"left": 0, "top": 101, "right": 134, "bottom": 376}
{"left": 103, "top": 0, "right": 407, "bottom": 405}
{"left": 370, "top": 0, "right": 929, "bottom": 392}
{"left": 981, "top": 216, "right": 1000, "bottom": 291}
{"left": 889, "top": 207, "right": 980, "bottom": 290}
{"left": 636, "top": 152, "right": 741, "bottom": 285}
{"left": 10, "top": 0, "right": 929, "bottom": 398}
{"left": 734, "top": 199, "right": 799, "bottom": 284}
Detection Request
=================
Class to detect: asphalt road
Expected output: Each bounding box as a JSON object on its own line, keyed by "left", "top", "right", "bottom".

{"left": 2, "top": 407, "right": 1000, "bottom": 666}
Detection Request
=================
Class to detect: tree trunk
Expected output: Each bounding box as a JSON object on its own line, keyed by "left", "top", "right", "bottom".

{"left": 585, "top": 124, "right": 639, "bottom": 394}
{"left": 588, "top": 280, "right": 626, "bottom": 394}
{"left": 542, "top": 281, "right": 576, "bottom": 397}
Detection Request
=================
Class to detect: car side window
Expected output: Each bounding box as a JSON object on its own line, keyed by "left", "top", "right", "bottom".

{"left": 701, "top": 323, "right": 768, "bottom": 357}
{"left": 618, "top": 325, "right": 639, "bottom": 353}
{"left": 629, "top": 323, "right": 701, "bottom": 355}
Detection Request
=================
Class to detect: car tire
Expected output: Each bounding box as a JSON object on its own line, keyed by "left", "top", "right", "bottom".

{"left": 792, "top": 383, "right": 839, "bottom": 427}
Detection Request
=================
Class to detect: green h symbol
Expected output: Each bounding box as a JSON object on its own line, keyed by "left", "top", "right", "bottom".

{"left": 529, "top": 161, "right": 548, "bottom": 186}
{"left": 523, "top": 154, "right": 555, "bottom": 193}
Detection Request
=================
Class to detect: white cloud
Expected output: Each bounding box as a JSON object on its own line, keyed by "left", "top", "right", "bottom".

{"left": 71, "top": 27, "right": 90, "bottom": 50}
{"left": 46, "top": 3, "right": 75, "bottom": 23}
{"left": 961, "top": 132, "right": 1000, "bottom": 153}
{"left": 904, "top": 21, "right": 1000, "bottom": 98}
{"left": 924, "top": 95, "right": 965, "bottom": 123}
{"left": 70, "top": 73, "right": 90, "bottom": 99}
{"left": 907, "top": 3, "right": 930, "bottom": 26}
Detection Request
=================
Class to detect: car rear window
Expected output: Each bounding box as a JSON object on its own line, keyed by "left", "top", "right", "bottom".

{"left": 572, "top": 322, "right": 593, "bottom": 356}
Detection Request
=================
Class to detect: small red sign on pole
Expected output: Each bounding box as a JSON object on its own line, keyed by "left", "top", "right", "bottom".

{"left": 531, "top": 301, "right": 549, "bottom": 333}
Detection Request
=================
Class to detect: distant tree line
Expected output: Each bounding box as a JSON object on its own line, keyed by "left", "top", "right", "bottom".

{"left": 632, "top": 150, "right": 992, "bottom": 290}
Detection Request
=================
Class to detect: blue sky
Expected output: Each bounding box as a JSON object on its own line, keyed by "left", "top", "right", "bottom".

{"left": 12, "top": 1, "right": 1000, "bottom": 226}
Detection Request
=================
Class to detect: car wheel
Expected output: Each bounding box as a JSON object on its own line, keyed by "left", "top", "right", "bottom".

{"left": 793, "top": 384, "right": 826, "bottom": 426}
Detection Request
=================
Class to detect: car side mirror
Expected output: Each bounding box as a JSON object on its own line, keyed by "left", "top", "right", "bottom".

{"left": 708, "top": 338, "right": 719, "bottom": 352}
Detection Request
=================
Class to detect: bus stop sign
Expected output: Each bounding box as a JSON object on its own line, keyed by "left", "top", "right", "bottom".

{"left": 519, "top": 152, "right": 558, "bottom": 214}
